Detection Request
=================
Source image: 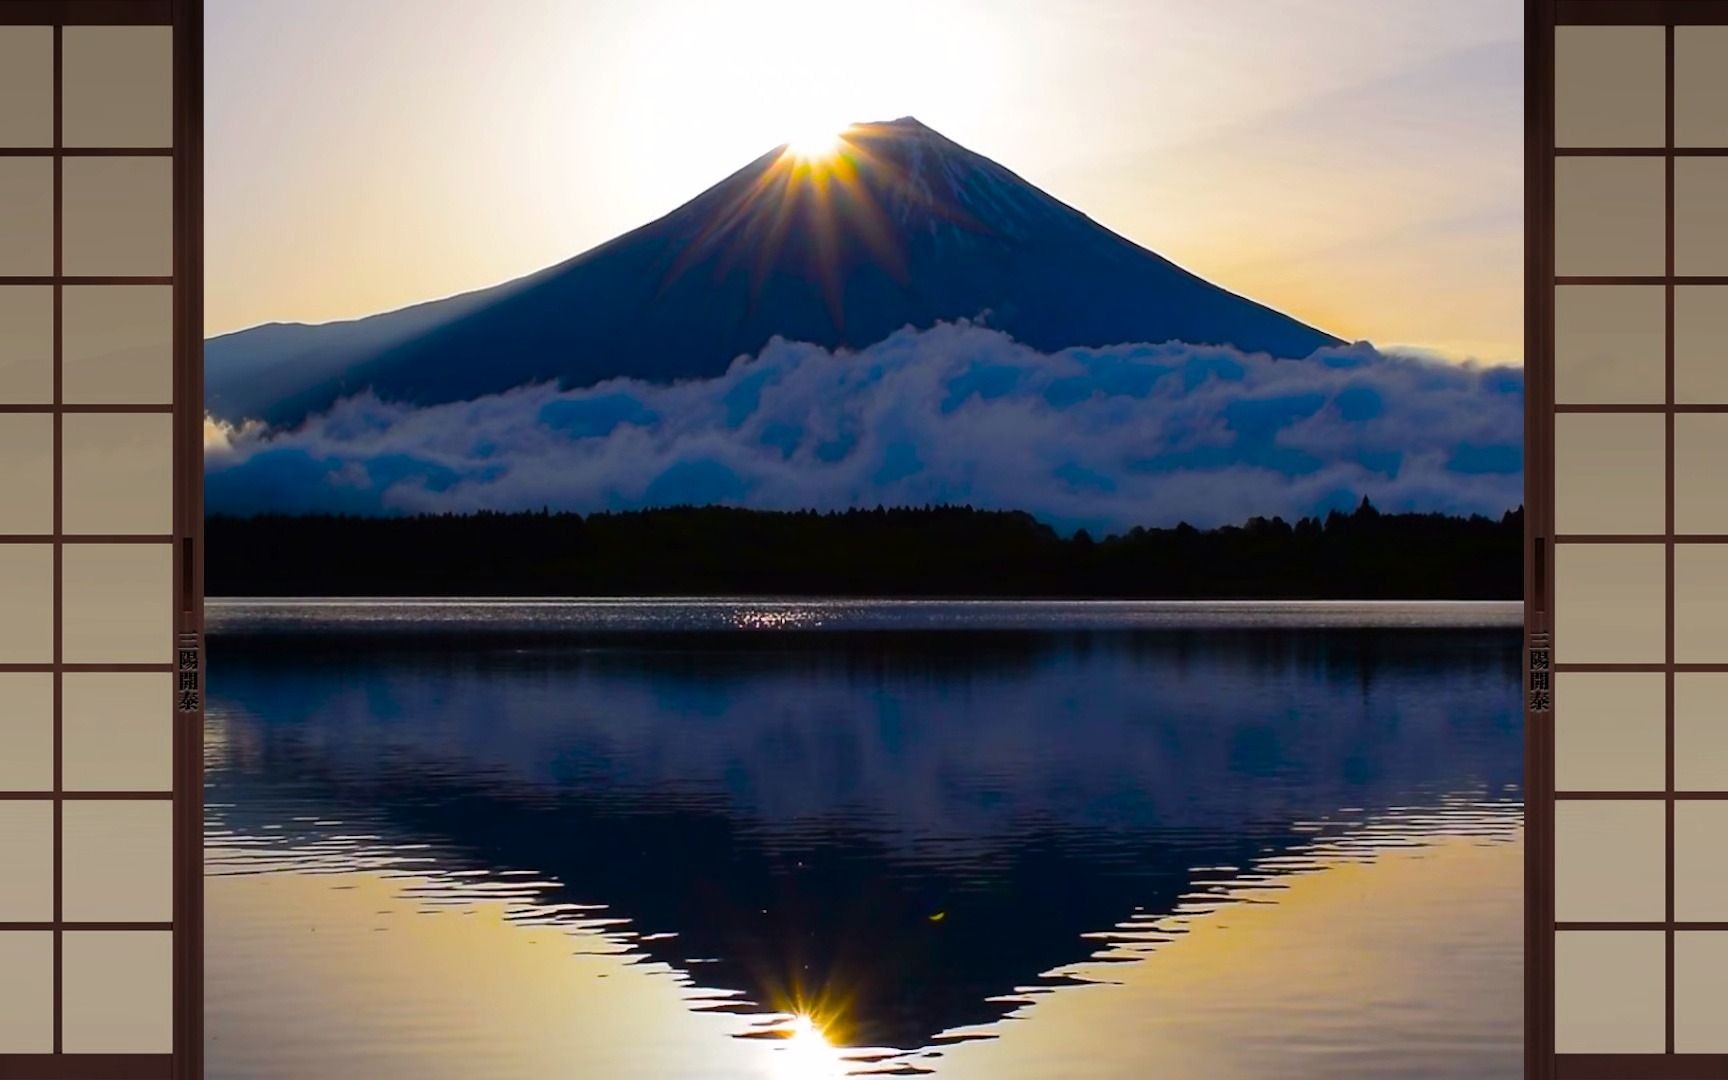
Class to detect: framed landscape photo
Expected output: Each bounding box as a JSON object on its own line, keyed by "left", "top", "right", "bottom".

{"left": 191, "top": 2, "right": 1534, "bottom": 1076}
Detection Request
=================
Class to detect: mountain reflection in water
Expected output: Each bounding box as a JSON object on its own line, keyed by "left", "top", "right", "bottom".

{"left": 205, "top": 603, "right": 1522, "bottom": 1078}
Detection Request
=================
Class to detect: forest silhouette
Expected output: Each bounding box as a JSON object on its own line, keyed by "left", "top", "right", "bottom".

{"left": 207, "top": 499, "right": 1521, "bottom": 599}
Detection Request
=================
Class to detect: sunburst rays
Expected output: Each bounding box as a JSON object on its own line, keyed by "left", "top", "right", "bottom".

{"left": 661, "top": 122, "right": 990, "bottom": 337}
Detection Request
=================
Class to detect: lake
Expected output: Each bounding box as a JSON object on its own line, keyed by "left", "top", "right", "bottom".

{"left": 203, "top": 599, "right": 1525, "bottom": 1078}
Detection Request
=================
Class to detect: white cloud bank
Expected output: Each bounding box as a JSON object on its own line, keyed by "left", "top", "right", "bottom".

{"left": 205, "top": 321, "right": 1523, "bottom": 535}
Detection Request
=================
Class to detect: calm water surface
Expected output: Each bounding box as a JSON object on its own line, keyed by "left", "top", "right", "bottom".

{"left": 204, "top": 600, "right": 1523, "bottom": 1078}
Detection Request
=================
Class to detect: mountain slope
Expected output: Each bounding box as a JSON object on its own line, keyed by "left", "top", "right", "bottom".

{"left": 206, "top": 118, "right": 1342, "bottom": 428}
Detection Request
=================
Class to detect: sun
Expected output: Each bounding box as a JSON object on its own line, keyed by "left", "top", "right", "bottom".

{"left": 785, "top": 124, "right": 846, "bottom": 161}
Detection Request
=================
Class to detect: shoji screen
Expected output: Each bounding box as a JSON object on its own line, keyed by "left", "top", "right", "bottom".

{"left": 1534, "top": 1, "right": 1728, "bottom": 1076}
{"left": 0, "top": 3, "right": 201, "bottom": 1079}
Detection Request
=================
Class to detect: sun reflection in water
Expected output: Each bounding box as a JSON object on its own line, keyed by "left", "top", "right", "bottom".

{"left": 766, "top": 1013, "right": 847, "bottom": 1080}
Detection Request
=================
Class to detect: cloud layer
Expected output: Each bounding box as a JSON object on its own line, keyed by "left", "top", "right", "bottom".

{"left": 205, "top": 322, "right": 1523, "bottom": 535}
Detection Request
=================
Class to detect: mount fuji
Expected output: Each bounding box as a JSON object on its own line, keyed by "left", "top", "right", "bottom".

{"left": 206, "top": 117, "right": 1342, "bottom": 430}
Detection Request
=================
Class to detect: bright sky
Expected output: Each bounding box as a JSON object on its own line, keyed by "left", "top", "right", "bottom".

{"left": 206, "top": 0, "right": 1522, "bottom": 362}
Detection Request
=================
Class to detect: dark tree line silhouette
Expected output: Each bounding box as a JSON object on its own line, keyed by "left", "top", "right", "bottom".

{"left": 205, "top": 498, "right": 1522, "bottom": 599}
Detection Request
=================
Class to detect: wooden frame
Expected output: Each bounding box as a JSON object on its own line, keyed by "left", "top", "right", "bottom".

{"left": 1533, "top": 1, "right": 1728, "bottom": 1076}
{"left": 0, "top": 2, "right": 201, "bottom": 1078}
